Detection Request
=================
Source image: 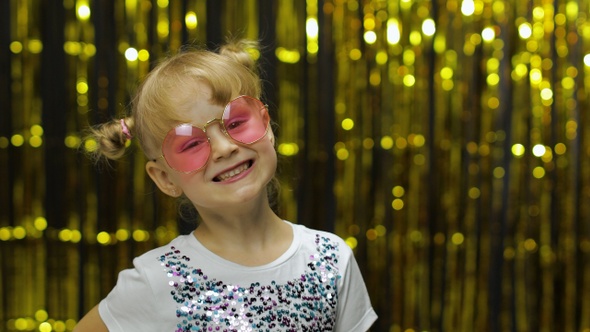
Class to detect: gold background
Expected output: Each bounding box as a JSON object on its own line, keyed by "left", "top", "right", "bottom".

{"left": 1, "top": 0, "right": 589, "bottom": 331}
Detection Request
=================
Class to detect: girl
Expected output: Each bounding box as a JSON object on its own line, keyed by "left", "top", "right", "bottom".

{"left": 74, "top": 40, "right": 377, "bottom": 332}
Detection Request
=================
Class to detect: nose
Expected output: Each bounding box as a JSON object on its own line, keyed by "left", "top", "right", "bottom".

{"left": 206, "top": 123, "right": 238, "bottom": 161}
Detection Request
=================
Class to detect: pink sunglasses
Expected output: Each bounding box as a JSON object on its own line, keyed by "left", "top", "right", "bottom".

{"left": 155, "top": 95, "right": 270, "bottom": 174}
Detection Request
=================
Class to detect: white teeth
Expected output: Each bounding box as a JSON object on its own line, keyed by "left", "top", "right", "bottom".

{"left": 216, "top": 163, "right": 250, "bottom": 181}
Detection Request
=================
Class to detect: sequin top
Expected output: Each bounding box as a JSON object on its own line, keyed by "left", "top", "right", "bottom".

{"left": 98, "top": 221, "right": 377, "bottom": 331}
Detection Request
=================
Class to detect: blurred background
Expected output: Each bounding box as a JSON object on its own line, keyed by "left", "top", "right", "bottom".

{"left": 1, "top": 0, "right": 590, "bottom": 331}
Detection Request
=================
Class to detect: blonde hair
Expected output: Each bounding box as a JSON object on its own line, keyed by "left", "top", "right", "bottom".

{"left": 85, "top": 40, "right": 280, "bottom": 216}
{"left": 87, "top": 39, "right": 261, "bottom": 161}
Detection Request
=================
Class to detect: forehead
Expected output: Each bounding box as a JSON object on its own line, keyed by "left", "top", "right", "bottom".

{"left": 174, "top": 86, "right": 233, "bottom": 125}
{"left": 185, "top": 97, "right": 226, "bottom": 123}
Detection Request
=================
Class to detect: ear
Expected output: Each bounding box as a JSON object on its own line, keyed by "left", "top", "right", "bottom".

{"left": 145, "top": 160, "right": 183, "bottom": 197}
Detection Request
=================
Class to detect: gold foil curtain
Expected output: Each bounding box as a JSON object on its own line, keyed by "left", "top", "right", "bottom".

{"left": 1, "top": 0, "right": 589, "bottom": 331}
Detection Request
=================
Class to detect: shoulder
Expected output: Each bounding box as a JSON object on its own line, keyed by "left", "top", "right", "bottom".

{"left": 292, "top": 223, "right": 349, "bottom": 248}
{"left": 102, "top": 234, "right": 199, "bottom": 307}
{"left": 135, "top": 233, "right": 195, "bottom": 259}
{"left": 127, "top": 234, "right": 198, "bottom": 275}
{"left": 99, "top": 235, "right": 200, "bottom": 330}
{"left": 291, "top": 223, "right": 354, "bottom": 264}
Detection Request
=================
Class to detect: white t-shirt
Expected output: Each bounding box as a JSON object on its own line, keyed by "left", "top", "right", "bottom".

{"left": 99, "top": 221, "right": 377, "bottom": 331}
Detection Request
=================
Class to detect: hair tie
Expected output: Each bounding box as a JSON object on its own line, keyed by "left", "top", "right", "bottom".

{"left": 120, "top": 119, "right": 132, "bottom": 140}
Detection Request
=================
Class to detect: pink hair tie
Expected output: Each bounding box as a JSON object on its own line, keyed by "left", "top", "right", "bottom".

{"left": 120, "top": 119, "right": 132, "bottom": 140}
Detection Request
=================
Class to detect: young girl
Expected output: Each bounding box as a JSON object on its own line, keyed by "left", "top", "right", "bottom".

{"left": 74, "top": 40, "right": 377, "bottom": 332}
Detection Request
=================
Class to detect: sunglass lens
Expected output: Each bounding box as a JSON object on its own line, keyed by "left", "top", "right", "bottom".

{"left": 223, "top": 96, "right": 269, "bottom": 144}
{"left": 162, "top": 124, "right": 210, "bottom": 173}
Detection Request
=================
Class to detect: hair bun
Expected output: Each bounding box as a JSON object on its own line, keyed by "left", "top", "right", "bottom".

{"left": 218, "top": 39, "right": 258, "bottom": 72}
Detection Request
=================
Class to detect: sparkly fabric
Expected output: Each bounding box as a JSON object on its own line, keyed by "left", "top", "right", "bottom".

{"left": 98, "top": 222, "right": 377, "bottom": 332}
{"left": 160, "top": 234, "right": 340, "bottom": 331}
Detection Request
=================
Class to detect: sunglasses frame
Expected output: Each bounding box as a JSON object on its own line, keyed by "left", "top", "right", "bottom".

{"left": 153, "top": 95, "right": 270, "bottom": 174}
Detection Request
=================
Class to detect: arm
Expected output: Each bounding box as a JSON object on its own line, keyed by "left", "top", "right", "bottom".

{"left": 73, "top": 304, "right": 109, "bottom": 332}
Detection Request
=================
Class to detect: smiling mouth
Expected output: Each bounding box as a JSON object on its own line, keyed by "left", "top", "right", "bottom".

{"left": 213, "top": 161, "right": 253, "bottom": 182}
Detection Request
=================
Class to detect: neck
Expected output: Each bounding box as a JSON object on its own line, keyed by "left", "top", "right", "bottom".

{"left": 197, "top": 203, "right": 281, "bottom": 240}
{"left": 192, "top": 200, "right": 292, "bottom": 266}
{"left": 195, "top": 196, "right": 283, "bottom": 240}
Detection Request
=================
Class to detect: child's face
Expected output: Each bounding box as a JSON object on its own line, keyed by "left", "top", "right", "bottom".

{"left": 155, "top": 85, "right": 277, "bottom": 211}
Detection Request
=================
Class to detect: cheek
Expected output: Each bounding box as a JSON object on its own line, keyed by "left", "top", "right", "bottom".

{"left": 267, "top": 147, "right": 278, "bottom": 170}
{"left": 173, "top": 172, "right": 204, "bottom": 193}
{"left": 263, "top": 135, "right": 277, "bottom": 162}
{"left": 253, "top": 136, "right": 278, "bottom": 176}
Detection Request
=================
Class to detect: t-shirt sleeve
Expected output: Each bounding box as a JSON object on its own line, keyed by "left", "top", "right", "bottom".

{"left": 335, "top": 245, "right": 378, "bottom": 332}
{"left": 98, "top": 257, "right": 160, "bottom": 332}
